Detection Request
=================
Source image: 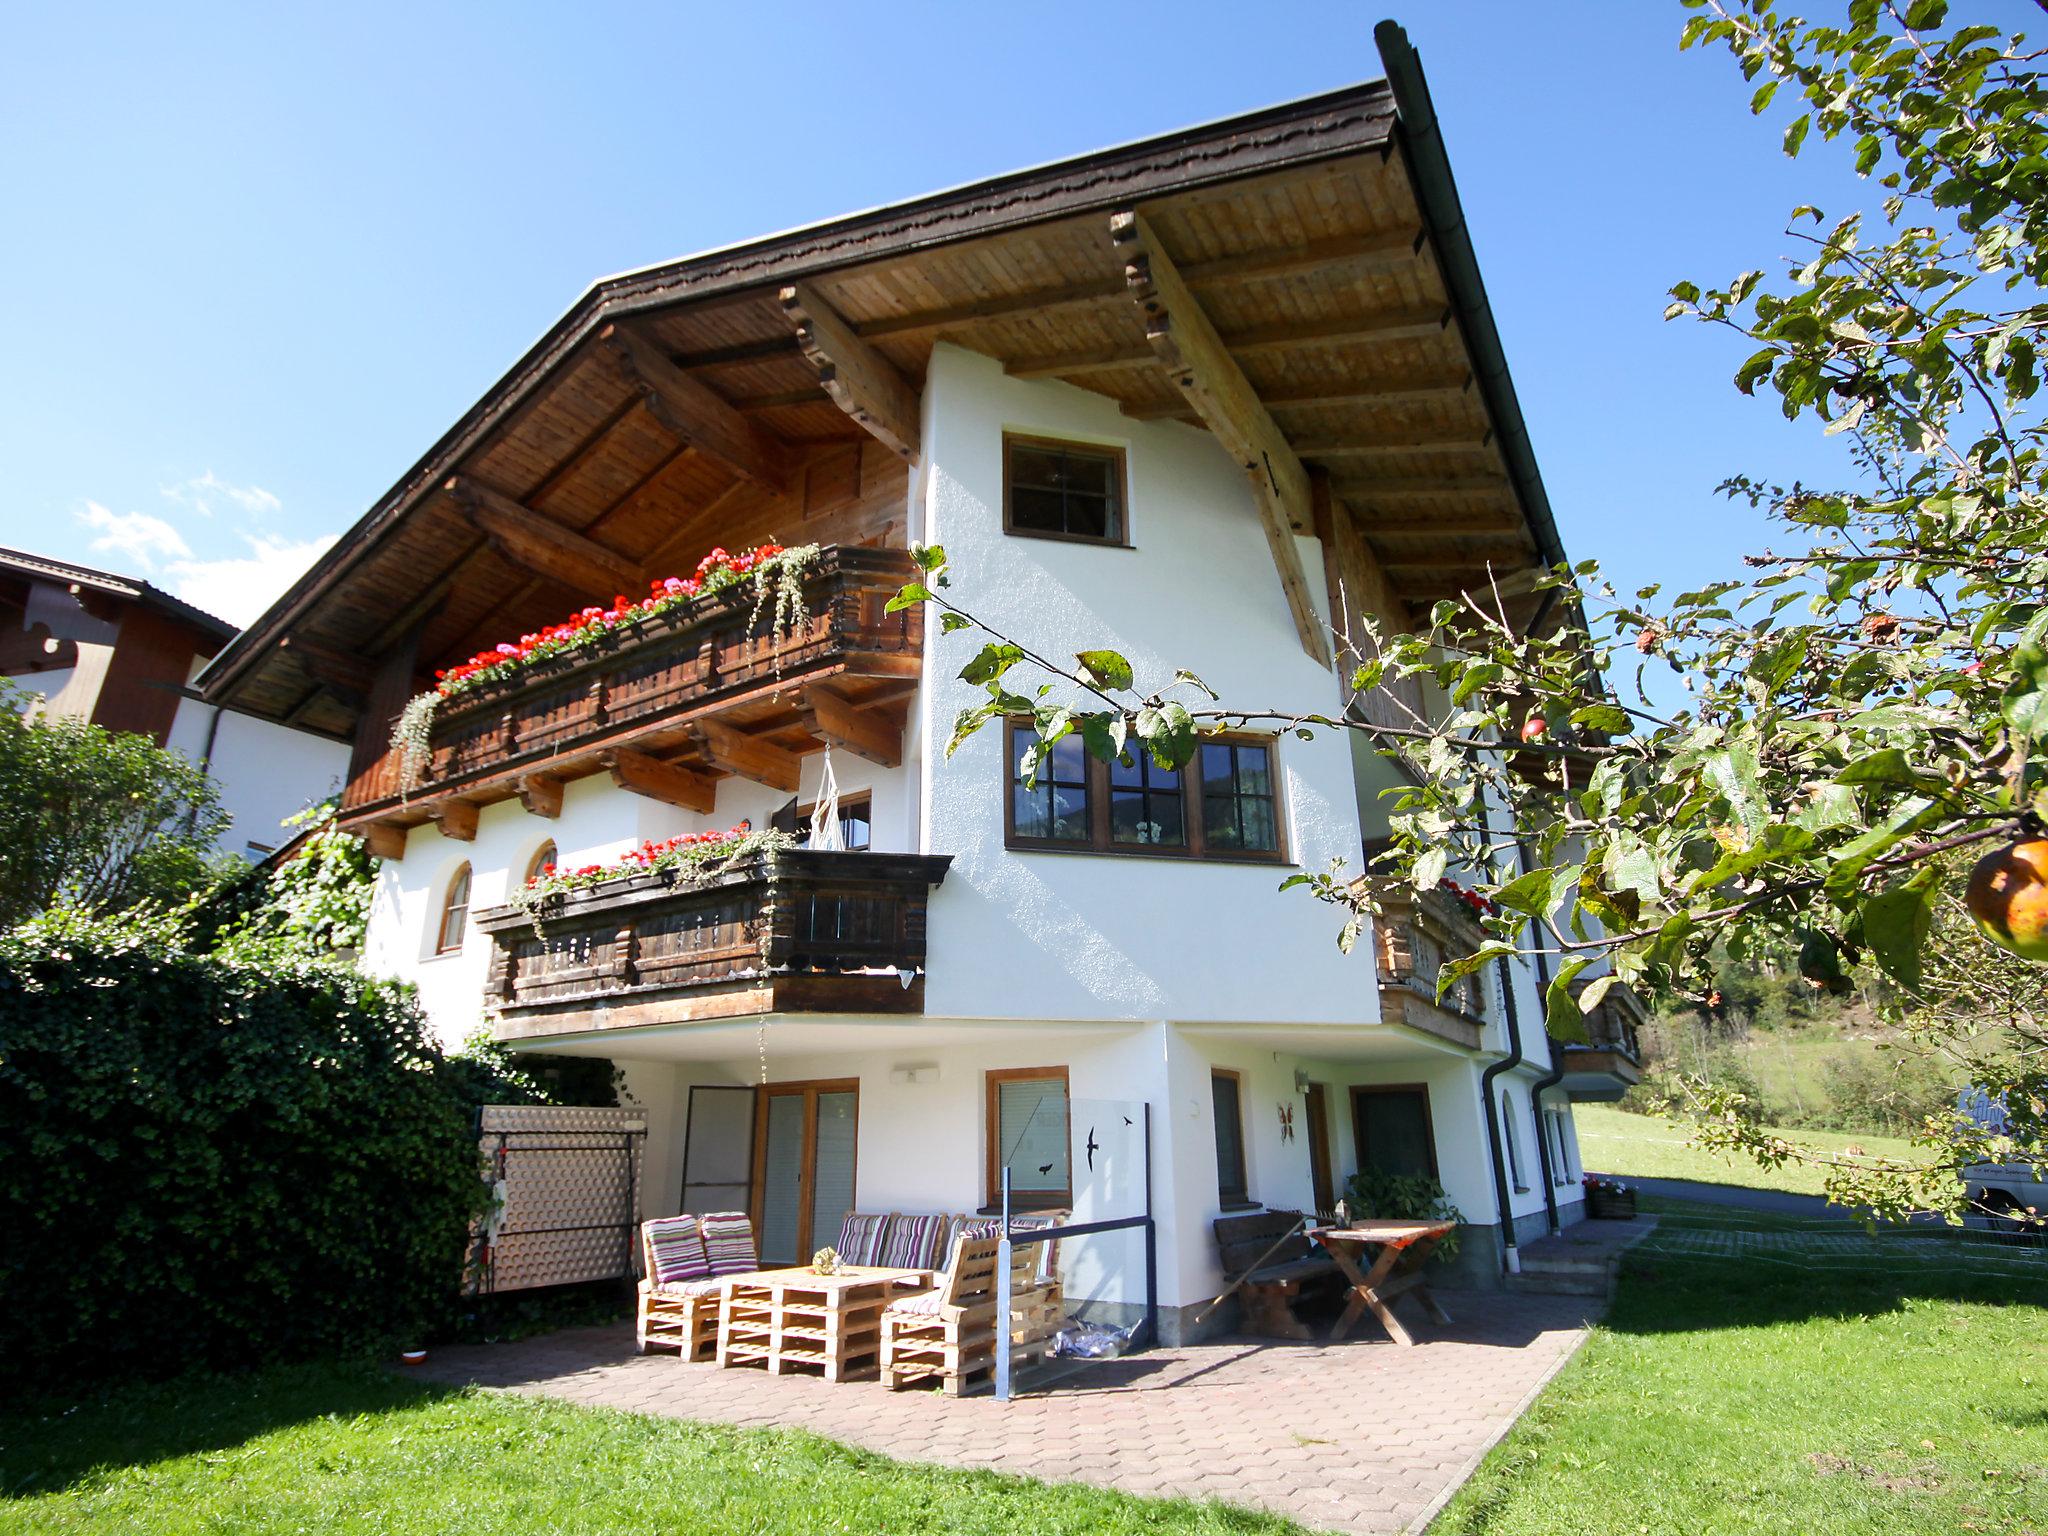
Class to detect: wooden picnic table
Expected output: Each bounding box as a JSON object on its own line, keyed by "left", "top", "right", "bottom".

{"left": 1310, "top": 1221, "right": 1455, "bottom": 1346}
{"left": 717, "top": 1265, "right": 926, "bottom": 1381}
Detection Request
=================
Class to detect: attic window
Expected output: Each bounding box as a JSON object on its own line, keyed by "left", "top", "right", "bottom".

{"left": 1004, "top": 435, "right": 1127, "bottom": 546}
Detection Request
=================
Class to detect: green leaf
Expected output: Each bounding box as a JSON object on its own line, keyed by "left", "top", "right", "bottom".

{"left": 1494, "top": 863, "right": 1583, "bottom": 922}
{"left": 912, "top": 543, "right": 947, "bottom": 573}
{"left": 884, "top": 582, "right": 931, "bottom": 614}
{"left": 1822, "top": 796, "right": 1947, "bottom": 900}
{"left": 1435, "top": 942, "right": 1517, "bottom": 996}
{"left": 959, "top": 643, "right": 1025, "bottom": 688}
{"left": 1860, "top": 870, "right": 1938, "bottom": 988}
{"left": 1412, "top": 846, "right": 1448, "bottom": 892}
{"left": 938, "top": 611, "right": 972, "bottom": 634}
{"left": 1569, "top": 703, "right": 1631, "bottom": 736}
{"left": 1135, "top": 701, "right": 1197, "bottom": 769}
{"left": 1783, "top": 114, "right": 1811, "bottom": 157}
{"left": 1544, "top": 958, "right": 1592, "bottom": 1044}
{"left": 1074, "top": 650, "right": 1134, "bottom": 692}
{"left": 1703, "top": 745, "right": 1767, "bottom": 842}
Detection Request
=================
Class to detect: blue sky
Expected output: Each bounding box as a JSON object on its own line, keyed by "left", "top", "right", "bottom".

{"left": 0, "top": 2, "right": 1894, "bottom": 627}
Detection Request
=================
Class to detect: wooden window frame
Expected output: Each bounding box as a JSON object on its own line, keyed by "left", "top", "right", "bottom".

{"left": 1210, "top": 1068, "right": 1250, "bottom": 1209}
{"left": 1349, "top": 1083, "right": 1439, "bottom": 1181}
{"left": 523, "top": 840, "right": 558, "bottom": 885}
{"left": 797, "top": 791, "right": 873, "bottom": 851}
{"left": 748, "top": 1077, "right": 861, "bottom": 1262}
{"left": 1002, "top": 433, "right": 1132, "bottom": 548}
{"left": 435, "top": 862, "right": 472, "bottom": 955}
{"left": 1002, "top": 719, "right": 1288, "bottom": 864}
{"left": 985, "top": 1065, "right": 1072, "bottom": 1211}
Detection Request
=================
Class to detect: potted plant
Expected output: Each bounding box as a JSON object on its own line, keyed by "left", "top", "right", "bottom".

{"left": 1583, "top": 1173, "right": 1637, "bottom": 1220}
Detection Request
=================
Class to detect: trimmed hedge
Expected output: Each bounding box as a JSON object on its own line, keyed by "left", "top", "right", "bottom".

{"left": 0, "top": 915, "right": 483, "bottom": 1381}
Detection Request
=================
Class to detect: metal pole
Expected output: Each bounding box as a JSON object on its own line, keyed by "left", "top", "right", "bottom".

{"left": 995, "top": 1167, "right": 1014, "bottom": 1401}
{"left": 1142, "top": 1103, "right": 1158, "bottom": 1347}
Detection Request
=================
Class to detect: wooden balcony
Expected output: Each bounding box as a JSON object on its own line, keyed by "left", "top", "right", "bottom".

{"left": 1557, "top": 971, "right": 1646, "bottom": 1101}
{"left": 340, "top": 547, "right": 919, "bottom": 843}
{"left": 475, "top": 849, "right": 953, "bottom": 1042}
{"left": 1368, "top": 882, "right": 1491, "bottom": 1050}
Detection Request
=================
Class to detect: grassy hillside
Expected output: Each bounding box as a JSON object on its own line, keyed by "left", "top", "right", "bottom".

{"left": 1575, "top": 1103, "right": 1927, "bottom": 1197}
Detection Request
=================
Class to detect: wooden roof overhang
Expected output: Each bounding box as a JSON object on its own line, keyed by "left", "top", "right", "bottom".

{"left": 202, "top": 34, "right": 1567, "bottom": 772}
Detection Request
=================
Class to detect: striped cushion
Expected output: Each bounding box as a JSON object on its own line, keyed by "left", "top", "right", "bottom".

{"left": 644, "top": 1215, "right": 711, "bottom": 1286}
{"left": 836, "top": 1212, "right": 890, "bottom": 1267}
{"left": 699, "top": 1212, "right": 758, "bottom": 1277}
{"left": 883, "top": 1286, "right": 946, "bottom": 1317}
{"left": 880, "top": 1212, "right": 951, "bottom": 1271}
{"left": 653, "top": 1277, "right": 725, "bottom": 1299}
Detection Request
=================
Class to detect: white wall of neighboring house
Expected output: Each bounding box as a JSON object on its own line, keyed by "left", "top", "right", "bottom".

{"left": 164, "top": 687, "right": 349, "bottom": 858}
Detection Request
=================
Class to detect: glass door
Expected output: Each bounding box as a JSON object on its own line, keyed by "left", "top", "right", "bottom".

{"left": 751, "top": 1079, "right": 860, "bottom": 1266}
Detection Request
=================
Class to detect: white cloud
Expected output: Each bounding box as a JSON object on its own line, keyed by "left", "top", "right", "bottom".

{"left": 76, "top": 501, "right": 192, "bottom": 570}
{"left": 169, "top": 532, "right": 339, "bottom": 628}
{"left": 159, "top": 470, "right": 283, "bottom": 519}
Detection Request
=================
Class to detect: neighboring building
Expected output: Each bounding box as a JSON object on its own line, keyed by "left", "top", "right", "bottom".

{"left": 201, "top": 35, "right": 1641, "bottom": 1336}
{"left": 2, "top": 546, "right": 349, "bottom": 858}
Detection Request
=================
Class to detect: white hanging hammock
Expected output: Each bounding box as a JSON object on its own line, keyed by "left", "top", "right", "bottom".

{"left": 807, "top": 745, "right": 845, "bottom": 852}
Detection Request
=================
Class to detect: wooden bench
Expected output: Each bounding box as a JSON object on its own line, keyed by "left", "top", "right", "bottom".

{"left": 1213, "top": 1209, "right": 1341, "bottom": 1340}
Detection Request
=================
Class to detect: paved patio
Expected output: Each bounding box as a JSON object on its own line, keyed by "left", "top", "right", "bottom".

{"left": 415, "top": 1288, "right": 1597, "bottom": 1534}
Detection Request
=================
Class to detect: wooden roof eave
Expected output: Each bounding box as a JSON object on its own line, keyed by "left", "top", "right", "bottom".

{"left": 195, "top": 82, "right": 1400, "bottom": 708}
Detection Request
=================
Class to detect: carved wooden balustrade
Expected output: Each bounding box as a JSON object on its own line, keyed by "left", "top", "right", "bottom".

{"left": 341, "top": 547, "right": 919, "bottom": 825}
{"left": 474, "top": 850, "right": 952, "bottom": 1041}
{"left": 1367, "top": 881, "right": 1493, "bottom": 1049}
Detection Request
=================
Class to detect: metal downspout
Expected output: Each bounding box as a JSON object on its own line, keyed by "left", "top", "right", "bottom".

{"left": 1479, "top": 954, "right": 1526, "bottom": 1276}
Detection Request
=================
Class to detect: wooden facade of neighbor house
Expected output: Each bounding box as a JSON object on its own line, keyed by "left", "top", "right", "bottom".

{"left": 200, "top": 28, "right": 1608, "bottom": 1346}
{"left": 1, "top": 546, "right": 349, "bottom": 859}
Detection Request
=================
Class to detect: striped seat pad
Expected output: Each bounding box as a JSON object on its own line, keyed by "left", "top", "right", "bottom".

{"left": 644, "top": 1215, "right": 711, "bottom": 1286}
{"left": 879, "top": 1212, "right": 951, "bottom": 1271}
{"left": 651, "top": 1277, "right": 725, "bottom": 1299}
{"left": 699, "top": 1212, "right": 759, "bottom": 1276}
{"left": 883, "top": 1287, "right": 947, "bottom": 1317}
{"left": 836, "top": 1212, "right": 890, "bottom": 1268}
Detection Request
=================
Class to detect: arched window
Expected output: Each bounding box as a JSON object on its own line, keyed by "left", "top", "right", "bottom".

{"left": 524, "top": 841, "right": 558, "bottom": 885}
{"left": 436, "top": 863, "right": 472, "bottom": 954}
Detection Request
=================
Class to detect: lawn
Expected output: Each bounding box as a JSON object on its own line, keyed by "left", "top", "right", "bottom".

{"left": 0, "top": 1365, "right": 1295, "bottom": 1536}
{"left": 1433, "top": 1197, "right": 2048, "bottom": 1536}
{"left": 1575, "top": 1101, "right": 1928, "bottom": 1197}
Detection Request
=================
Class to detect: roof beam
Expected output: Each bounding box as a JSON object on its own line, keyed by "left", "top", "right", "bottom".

{"left": 431, "top": 800, "right": 478, "bottom": 842}
{"left": 852, "top": 228, "right": 1421, "bottom": 346}
{"left": 516, "top": 773, "right": 564, "bottom": 819}
{"left": 603, "top": 748, "right": 718, "bottom": 813}
{"left": 1328, "top": 476, "right": 1515, "bottom": 501}
{"left": 1351, "top": 510, "right": 1524, "bottom": 535}
{"left": 780, "top": 283, "right": 921, "bottom": 461}
{"left": 1124, "top": 372, "right": 1473, "bottom": 421}
{"left": 1004, "top": 305, "right": 1456, "bottom": 383}
{"left": 1113, "top": 207, "right": 1329, "bottom": 668}
{"left": 445, "top": 475, "right": 640, "bottom": 597}
{"left": 800, "top": 684, "right": 902, "bottom": 767}
{"left": 1292, "top": 433, "right": 1493, "bottom": 460}
{"left": 689, "top": 719, "right": 802, "bottom": 792}
{"left": 359, "top": 821, "right": 407, "bottom": 860}
{"left": 598, "top": 322, "right": 795, "bottom": 494}
{"left": 1371, "top": 539, "right": 1534, "bottom": 568}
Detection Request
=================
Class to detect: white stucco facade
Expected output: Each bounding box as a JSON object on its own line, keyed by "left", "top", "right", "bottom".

{"left": 358, "top": 349, "right": 1595, "bottom": 1331}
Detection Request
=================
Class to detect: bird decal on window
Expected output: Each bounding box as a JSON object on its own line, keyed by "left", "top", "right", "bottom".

{"left": 1085, "top": 1127, "right": 1100, "bottom": 1171}
{"left": 1279, "top": 1103, "right": 1295, "bottom": 1143}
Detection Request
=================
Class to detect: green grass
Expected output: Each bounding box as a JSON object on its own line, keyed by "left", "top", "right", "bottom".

{"left": 1575, "top": 1102, "right": 1928, "bottom": 1196}
{"left": 1433, "top": 1207, "right": 2048, "bottom": 1536}
{"left": 0, "top": 1365, "right": 1296, "bottom": 1535}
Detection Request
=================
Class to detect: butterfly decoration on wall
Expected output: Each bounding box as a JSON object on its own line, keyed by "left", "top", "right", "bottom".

{"left": 1278, "top": 1103, "right": 1295, "bottom": 1143}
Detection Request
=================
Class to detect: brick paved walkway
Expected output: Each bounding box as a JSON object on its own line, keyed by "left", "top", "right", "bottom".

{"left": 415, "top": 1289, "right": 1596, "bottom": 1534}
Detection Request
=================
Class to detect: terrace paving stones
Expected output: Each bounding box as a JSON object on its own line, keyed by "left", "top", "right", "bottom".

{"left": 414, "top": 1288, "right": 1596, "bottom": 1535}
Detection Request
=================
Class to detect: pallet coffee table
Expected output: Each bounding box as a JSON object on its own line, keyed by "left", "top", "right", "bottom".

{"left": 717, "top": 1266, "right": 925, "bottom": 1382}
{"left": 1312, "top": 1221, "right": 1455, "bottom": 1346}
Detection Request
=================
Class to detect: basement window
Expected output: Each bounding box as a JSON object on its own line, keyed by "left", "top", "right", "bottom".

{"left": 1004, "top": 435, "right": 1127, "bottom": 545}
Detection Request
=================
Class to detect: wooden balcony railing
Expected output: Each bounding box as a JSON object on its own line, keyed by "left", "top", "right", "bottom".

{"left": 473, "top": 850, "right": 952, "bottom": 1041}
{"left": 341, "top": 547, "right": 919, "bottom": 821}
{"left": 1367, "top": 881, "right": 1492, "bottom": 1049}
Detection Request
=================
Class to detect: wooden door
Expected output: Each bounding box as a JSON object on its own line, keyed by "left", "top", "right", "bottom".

{"left": 750, "top": 1079, "right": 860, "bottom": 1265}
{"left": 1304, "top": 1083, "right": 1335, "bottom": 1215}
